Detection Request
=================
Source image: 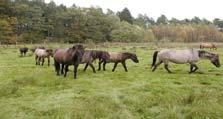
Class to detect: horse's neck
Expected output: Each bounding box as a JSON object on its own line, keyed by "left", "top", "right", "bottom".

{"left": 200, "top": 52, "right": 212, "bottom": 60}
{"left": 123, "top": 54, "right": 131, "bottom": 60}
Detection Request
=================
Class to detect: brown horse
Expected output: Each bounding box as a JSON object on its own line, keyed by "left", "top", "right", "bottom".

{"left": 200, "top": 43, "right": 217, "bottom": 50}
{"left": 19, "top": 47, "right": 28, "bottom": 56}
{"left": 54, "top": 45, "right": 85, "bottom": 79}
{"left": 34, "top": 49, "right": 53, "bottom": 66}
{"left": 83, "top": 50, "right": 110, "bottom": 72}
{"left": 101, "top": 52, "right": 139, "bottom": 72}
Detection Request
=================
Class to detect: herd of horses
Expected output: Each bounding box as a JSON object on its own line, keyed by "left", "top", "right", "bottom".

{"left": 20, "top": 44, "right": 139, "bottom": 79}
{"left": 19, "top": 43, "right": 220, "bottom": 79}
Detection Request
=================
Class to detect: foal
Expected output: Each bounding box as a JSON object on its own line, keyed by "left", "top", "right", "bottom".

{"left": 35, "top": 49, "right": 53, "bottom": 66}
{"left": 102, "top": 52, "right": 139, "bottom": 72}
{"left": 151, "top": 49, "right": 220, "bottom": 73}
{"left": 19, "top": 47, "right": 28, "bottom": 56}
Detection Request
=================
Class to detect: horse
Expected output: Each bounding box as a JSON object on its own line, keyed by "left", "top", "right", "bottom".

{"left": 101, "top": 52, "right": 139, "bottom": 72}
{"left": 34, "top": 48, "right": 53, "bottom": 66}
{"left": 82, "top": 50, "right": 110, "bottom": 72}
{"left": 151, "top": 49, "right": 220, "bottom": 73}
{"left": 54, "top": 45, "right": 85, "bottom": 79}
{"left": 200, "top": 43, "right": 217, "bottom": 50}
{"left": 19, "top": 47, "right": 28, "bottom": 56}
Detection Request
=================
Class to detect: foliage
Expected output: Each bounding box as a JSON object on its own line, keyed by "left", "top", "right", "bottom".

{"left": 117, "top": 7, "right": 133, "bottom": 24}
{"left": 111, "top": 22, "right": 144, "bottom": 42}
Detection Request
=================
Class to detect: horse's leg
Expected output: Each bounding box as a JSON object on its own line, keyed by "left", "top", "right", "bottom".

{"left": 38, "top": 57, "right": 41, "bottom": 65}
{"left": 61, "top": 64, "right": 64, "bottom": 74}
{"left": 48, "top": 57, "right": 50, "bottom": 66}
{"left": 98, "top": 60, "right": 103, "bottom": 71}
{"left": 89, "top": 63, "right": 96, "bottom": 73}
{"left": 192, "top": 64, "right": 199, "bottom": 73}
{"left": 121, "top": 61, "right": 128, "bottom": 72}
{"left": 83, "top": 63, "right": 89, "bottom": 71}
{"left": 55, "top": 62, "right": 60, "bottom": 76}
{"left": 103, "top": 61, "right": 106, "bottom": 71}
{"left": 164, "top": 63, "right": 172, "bottom": 73}
{"left": 64, "top": 65, "right": 69, "bottom": 77}
{"left": 112, "top": 62, "right": 118, "bottom": 72}
{"left": 152, "top": 60, "right": 163, "bottom": 72}
{"left": 35, "top": 56, "right": 38, "bottom": 65}
{"left": 74, "top": 64, "right": 79, "bottom": 79}
{"left": 42, "top": 58, "right": 45, "bottom": 66}
{"left": 189, "top": 63, "right": 194, "bottom": 73}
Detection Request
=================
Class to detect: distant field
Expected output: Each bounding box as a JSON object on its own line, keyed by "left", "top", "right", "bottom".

{"left": 0, "top": 43, "right": 223, "bottom": 119}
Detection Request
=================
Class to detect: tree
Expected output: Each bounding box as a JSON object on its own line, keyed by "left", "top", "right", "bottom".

{"left": 117, "top": 8, "right": 133, "bottom": 24}
{"left": 213, "top": 18, "right": 223, "bottom": 31}
{"left": 156, "top": 15, "right": 168, "bottom": 25}
{"left": 191, "top": 16, "right": 201, "bottom": 24}
{"left": 134, "top": 14, "right": 154, "bottom": 28}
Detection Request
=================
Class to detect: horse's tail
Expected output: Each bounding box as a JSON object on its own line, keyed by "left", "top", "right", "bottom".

{"left": 151, "top": 51, "right": 159, "bottom": 68}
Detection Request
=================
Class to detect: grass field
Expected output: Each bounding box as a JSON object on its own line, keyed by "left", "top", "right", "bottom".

{"left": 1, "top": 43, "right": 223, "bottom": 119}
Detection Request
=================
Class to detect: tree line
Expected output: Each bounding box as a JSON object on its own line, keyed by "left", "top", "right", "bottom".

{"left": 1, "top": 0, "right": 223, "bottom": 44}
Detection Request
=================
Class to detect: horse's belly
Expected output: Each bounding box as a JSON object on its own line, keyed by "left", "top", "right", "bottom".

{"left": 169, "top": 58, "right": 188, "bottom": 64}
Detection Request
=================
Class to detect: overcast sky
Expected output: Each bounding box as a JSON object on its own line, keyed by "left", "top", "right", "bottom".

{"left": 45, "top": 0, "right": 223, "bottom": 20}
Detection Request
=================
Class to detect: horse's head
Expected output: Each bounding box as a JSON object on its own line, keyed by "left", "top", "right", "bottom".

{"left": 210, "top": 54, "right": 220, "bottom": 67}
{"left": 71, "top": 45, "right": 85, "bottom": 61}
{"left": 124, "top": 52, "right": 139, "bottom": 63}
{"left": 199, "top": 50, "right": 220, "bottom": 67}
{"left": 46, "top": 49, "right": 54, "bottom": 57}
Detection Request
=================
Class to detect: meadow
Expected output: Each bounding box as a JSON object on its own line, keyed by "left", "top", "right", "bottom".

{"left": 0, "top": 43, "right": 223, "bottom": 119}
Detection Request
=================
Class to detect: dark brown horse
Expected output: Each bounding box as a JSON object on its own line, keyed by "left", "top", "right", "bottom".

{"left": 101, "top": 52, "right": 139, "bottom": 72}
{"left": 82, "top": 50, "right": 110, "bottom": 72}
{"left": 54, "top": 45, "right": 85, "bottom": 79}
{"left": 19, "top": 47, "right": 28, "bottom": 56}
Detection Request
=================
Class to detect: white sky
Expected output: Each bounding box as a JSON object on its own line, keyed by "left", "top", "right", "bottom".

{"left": 45, "top": 0, "right": 223, "bottom": 21}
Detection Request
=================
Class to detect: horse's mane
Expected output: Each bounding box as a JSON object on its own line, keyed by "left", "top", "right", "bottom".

{"left": 123, "top": 52, "right": 134, "bottom": 56}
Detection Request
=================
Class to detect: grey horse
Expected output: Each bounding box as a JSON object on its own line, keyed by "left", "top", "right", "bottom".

{"left": 151, "top": 49, "right": 220, "bottom": 73}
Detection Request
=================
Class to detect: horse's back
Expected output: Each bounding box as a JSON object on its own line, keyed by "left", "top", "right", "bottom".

{"left": 35, "top": 49, "right": 45, "bottom": 56}
{"left": 159, "top": 49, "right": 199, "bottom": 63}
{"left": 108, "top": 52, "right": 122, "bottom": 62}
{"left": 54, "top": 48, "right": 70, "bottom": 63}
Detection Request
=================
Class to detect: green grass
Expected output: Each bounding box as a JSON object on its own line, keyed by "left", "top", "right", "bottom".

{"left": 1, "top": 43, "right": 223, "bottom": 119}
